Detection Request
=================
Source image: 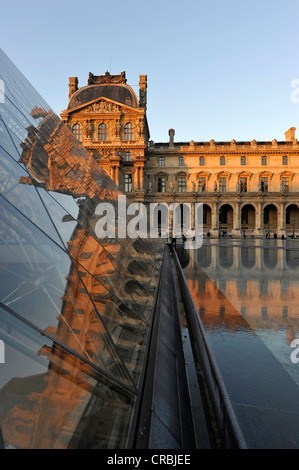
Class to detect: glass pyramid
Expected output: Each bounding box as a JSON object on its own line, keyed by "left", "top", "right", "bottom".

{"left": 0, "top": 49, "right": 164, "bottom": 449}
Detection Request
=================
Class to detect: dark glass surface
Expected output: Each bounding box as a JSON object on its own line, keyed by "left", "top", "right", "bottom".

{"left": 0, "top": 48, "right": 164, "bottom": 448}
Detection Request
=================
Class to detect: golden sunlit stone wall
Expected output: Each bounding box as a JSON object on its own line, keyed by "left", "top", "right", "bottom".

{"left": 61, "top": 71, "right": 299, "bottom": 238}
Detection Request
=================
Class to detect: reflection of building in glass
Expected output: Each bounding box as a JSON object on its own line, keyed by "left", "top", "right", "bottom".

{"left": 0, "top": 49, "right": 167, "bottom": 449}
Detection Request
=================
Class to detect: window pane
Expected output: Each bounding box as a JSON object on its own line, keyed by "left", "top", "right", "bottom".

{"left": 198, "top": 177, "right": 206, "bottom": 192}
{"left": 178, "top": 177, "right": 186, "bottom": 192}
{"left": 125, "top": 174, "right": 132, "bottom": 192}
{"left": 158, "top": 177, "right": 166, "bottom": 192}
{"left": 124, "top": 123, "right": 134, "bottom": 141}
{"left": 72, "top": 124, "right": 81, "bottom": 141}
{"left": 98, "top": 123, "right": 107, "bottom": 141}
{"left": 240, "top": 177, "right": 247, "bottom": 192}
{"left": 219, "top": 177, "right": 226, "bottom": 192}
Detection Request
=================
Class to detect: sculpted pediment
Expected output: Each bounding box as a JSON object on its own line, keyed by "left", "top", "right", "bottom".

{"left": 65, "top": 96, "right": 142, "bottom": 115}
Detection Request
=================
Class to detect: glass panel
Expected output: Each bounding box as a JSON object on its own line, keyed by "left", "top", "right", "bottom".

{"left": 0, "top": 306, "right": 135, "bottom": 449}
{"left": 0, "top": 48, "right": 164, "bottom": 448}
{"left": 0, "top": 146, "right": 63, "bottom": 247}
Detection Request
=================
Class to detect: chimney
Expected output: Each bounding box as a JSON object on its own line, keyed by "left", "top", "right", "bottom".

{"left": 285, "top": 127, "right": 296, "bottom": 142}
{"left": 139, "top": 75, "right": 147, "bottom": 109}
{"left": 169, "top": 128, "right": 175, "bottom": 147}
{"left": 68, "top": 77, "right": 78, "bottom": 100}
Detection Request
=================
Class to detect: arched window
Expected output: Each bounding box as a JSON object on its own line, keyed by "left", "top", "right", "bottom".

{"left": 159, "top": 156, "right": 165, "bottom": 166}
{"left": 98, "top": 123, "right": 107, "bottom": 141}
{"left": 72, "top": 123, "right": 81, "bottom": 141}
{"left": 124, "top": 122, "right": 134, "bottom": 140}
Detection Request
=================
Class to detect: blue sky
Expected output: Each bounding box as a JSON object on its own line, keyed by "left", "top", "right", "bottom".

{"left": 1, "top": 0, "right": 299, "bottom": 143}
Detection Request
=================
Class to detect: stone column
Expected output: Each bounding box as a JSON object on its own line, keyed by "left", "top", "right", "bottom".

{"left": 191, "top": 201, "right": 195, "bottom": 230}
{"left": 256, "top": 199, "right": 264, "bottom": 237}
{"left": 278, "top": 200, "right": 286, "bottom": 237}
{"left": 139, "top": 165, "right": 145, "bottom": 191}
{"left": 211, "top": 198, "right": 219, "bottom": 237}
{"left": 233, "top": 201, "right": 241, "bottom": 237}
{"left": 115, "top": 165, "right": 120, "bottom": 186}
{"left": 133, "top": 167, "right": 138, "bottom": 191}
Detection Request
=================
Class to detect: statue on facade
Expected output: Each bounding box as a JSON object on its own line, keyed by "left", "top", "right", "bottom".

{"left": 236, "top": 180, "right": 240, "bottom": 192}
{"left": 112, "top": 120, "right": 120, "bottom": 139}
{"left": 280, "top": 180, "right": 285, "bottom": 192}
{"left": 84, "top": 120, "right": 93, "bottom": 140}
{"left": 214, "top": 181, "right": 218, "bottom": 192}
{"left": 192, "top": 180, "right": 196, "bottom": 192}
{"left": 138, "top": 119, "right": 144, "bottom": 138}
{"left": 170, "top": 180, "right": 174, "bottom": 192}
{"left": 148, "top": 182, "right": 153, "bottom": 193}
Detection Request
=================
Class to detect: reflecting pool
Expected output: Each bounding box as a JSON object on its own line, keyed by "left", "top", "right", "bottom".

{"left": 182, "top": 239, "right": 299, "bottom": 448}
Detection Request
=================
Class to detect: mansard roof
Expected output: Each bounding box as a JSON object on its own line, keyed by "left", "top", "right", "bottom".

{"left": 68, "top": 83, "right": 139, "bottom": 110}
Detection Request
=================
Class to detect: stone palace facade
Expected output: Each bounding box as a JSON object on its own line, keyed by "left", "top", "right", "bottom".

{"left": 60, "top": 71, "right": 299, "bottom": 238}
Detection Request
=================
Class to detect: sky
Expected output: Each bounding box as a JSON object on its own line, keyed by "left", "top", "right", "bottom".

{"left": 1, "top": 0, "right": 299, "bottom": 143}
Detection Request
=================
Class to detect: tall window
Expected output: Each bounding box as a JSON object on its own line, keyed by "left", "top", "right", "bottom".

{"left": 158, "top": 156, "right": 165, "bottom": 166}
{"left": 240, "top": 177, "right": 247, "bottom": 192}
{"left": 261, "top": 177, "right": 268, "bottom": 192}
{"left": 158, "top": 177, "right": 166, "bottom": 193}
{"left": 72, "top": 123, "right": 81, "bottom": 141}
{"left": 124, "top": 122, "right": 134, "bottom": 140}
{"left": 125, "top": 152, "right": 132, "bottom": 161}
{"left": 199, "top": 156, "right": 205, "bottom": 166}
{"left": 282, "top": 176, "right": 289, "bottom": 192}
{"left": 98, "top": 123, "right": 107, "bottom": 141}
{"left": 125, "top": 173, "right": 133, "bottom": 192}
{"left": 178, "top": 177, "right": 186, "bottom": 192}
{"left": 241, "top": 156, "right": 246, "bottom": 165}
{"left": 179, "top": 156, "right": 184, "bottom": 166}
{"left": 261, "top": 155, "right": 267, "bottom": 165}
{"left": 283, "top": 155, "right": 288, "bottom": 165}
{"left": 198, "top": 177, "right": 206, "bottom": 192}
{"left": 220, "top": 156, "right": 225, "bottom": 166}
{"left": 219, "top": 177, "right": 226, "bottom": 193}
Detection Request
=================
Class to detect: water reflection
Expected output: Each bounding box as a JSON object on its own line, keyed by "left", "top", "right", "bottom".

{"left": 184, "top": 240, "right": 299, "bottom": 383}
{"left": 184, "top": 240, "right": 299, "bottom": 448}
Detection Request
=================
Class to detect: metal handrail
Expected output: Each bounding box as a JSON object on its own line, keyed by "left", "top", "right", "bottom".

{"left": 173, "top": 247, "right": 247, "bottom": 449}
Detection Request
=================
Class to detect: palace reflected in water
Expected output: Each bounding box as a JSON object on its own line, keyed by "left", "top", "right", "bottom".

{"left": 182, "top": 240, "right": 299, "bottom": 347}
